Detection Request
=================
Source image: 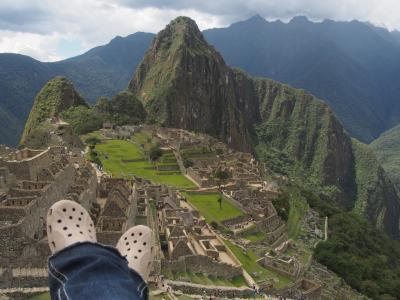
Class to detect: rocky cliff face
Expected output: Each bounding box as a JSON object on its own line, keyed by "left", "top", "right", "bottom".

{"left": 128, "top": 17, "right": 260, "bottom": 153}
{"left": 254, "top": 79, "right": 400, "bottom": 238}
{"left": 352, "top": 140, "right": 400, "bottom": 238}
{"left": 20, "top": 76, "right": 87, "bottom": 147}
{"left": 128, "top": 16, "right": 400, "bottom": 238}
{"left": 254, "top": 79, "right": 356, "bottom": 208}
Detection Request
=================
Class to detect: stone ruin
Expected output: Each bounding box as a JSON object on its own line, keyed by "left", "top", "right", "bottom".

{"left": 95, "top": 177, "right": 149, "bottom": 245}
{"left": 0, "top": 146, "right": 98, "bottom": 298}
{"left": 151, "top": 187, "right": 243, "bottom": 280}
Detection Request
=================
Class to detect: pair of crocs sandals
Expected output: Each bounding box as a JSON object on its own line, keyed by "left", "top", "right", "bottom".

{"left": 47, "top": 200, "right": 153, "bottom": 281}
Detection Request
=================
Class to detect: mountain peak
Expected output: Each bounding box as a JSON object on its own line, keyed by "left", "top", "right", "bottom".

{"left": 148, "top": 16, "right": 206, "bottom": 55}
{"left": 289, "top": 15, "right": 310, "bottom": 24}
{"left": 20, "top": 76, "right": 87, "bottom": 145}
{"left": 167, "top": 16, "right": 202, "bottom": 38}
{"left": 246, "top": 14, "right": 267, "bottom": 23}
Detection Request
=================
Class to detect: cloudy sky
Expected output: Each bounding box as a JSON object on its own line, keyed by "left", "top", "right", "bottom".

{"left": 0, "top": 0, "right": 399, "bottom": 61}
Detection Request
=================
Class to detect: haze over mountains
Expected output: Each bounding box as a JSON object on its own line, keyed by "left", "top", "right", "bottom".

{"left": 1, "top": 15, "right": 400, "bottom": 146}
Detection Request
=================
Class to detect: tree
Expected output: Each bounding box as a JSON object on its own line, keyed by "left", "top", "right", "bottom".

{"left": 85, "top": 136, "right": 101, "bottom": 146}
{"left": 149, "top": 144, "right": 162, "bottom": 162}
{"left": 217, "top": 196, "right": 222, "bottom": 210}
{"left": 214, "top": 168, "right": 230, "bottom": 187}
{"left": 60, "top": 106, "right": 103, "bottom": 134}
{"left": 183, "top": 157, "right": 194, "bottom": 168}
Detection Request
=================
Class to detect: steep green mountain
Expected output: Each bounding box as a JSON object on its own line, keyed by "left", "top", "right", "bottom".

{"left": 203, "top": 15, "right": 400, "bottom": 143}
{"left": 254, "top": 79, "right": 355, "bottom": 208}
{"left": 128, "top": 17, "right": 259, "bottom": 153}
{"left": 370, "top": 124, "right": 400, "bottom": 190}
{"left": 129, "top": 16, "right": 400, "bottom": 240}
{"left": 0, "top": 32, "right": 153, "bottom": 146}
{"left": 20, "top": 76, "right": 87, "bottom": 147}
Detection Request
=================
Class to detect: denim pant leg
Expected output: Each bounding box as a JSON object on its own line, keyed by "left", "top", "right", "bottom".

{"left": 48, "top": 242, "right": 148, "bottom": 300}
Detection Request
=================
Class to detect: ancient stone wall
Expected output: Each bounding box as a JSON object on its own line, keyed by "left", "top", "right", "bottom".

{"left": 97, "top": 231, "right": 121, "bottom": 246}
{"left": 77, "top": 170, "right": 97, "bottom": 210}
{"left": 221, "top": 214, "right": 251, "bottom": 227}
{"left": 162, "top": 255, "right": 242, "bottom": 279}
{"left": 166, "top": 280, "right": 252, "bottom": 299}
{"left": 0, "top": 149, "right": 52, "bottom": 181}
{"left": 35, "top": 164, "right": 76, "bottom": 220}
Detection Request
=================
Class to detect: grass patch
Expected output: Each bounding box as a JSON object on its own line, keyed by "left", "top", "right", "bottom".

{"left": 286, "top": 188, "right": 309, "bottom": 239}
{"left": 244, "top": 231, "right": 266, "bottom": 242}
{"left": 171, "top": 271, "right": 247, "bottom": 287}
{"left": 28, "top": 293, "right": 50, "bottom": 300}
{"left": 224, "top": 240, "right": 292, "bottom": 288}
{"left": 96, "top": 139, "right": 195, "bottom": 188}
{"left": 131, "top": 131, "right": 152, "bottom": 146}
{"left": 80, "top": 130, "right": 103, "bottom": 142}
{"left": 182, "top": 192, "right": 243, "bottom": 223}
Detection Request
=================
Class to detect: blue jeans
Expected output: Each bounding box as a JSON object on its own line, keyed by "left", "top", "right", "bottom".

{"left": 48, "top": 242, "right": 148, "bottom": 300}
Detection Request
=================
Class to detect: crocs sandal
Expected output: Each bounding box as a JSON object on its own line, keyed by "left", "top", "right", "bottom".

{"left": 47, "top": 199, "right": 96, "bottom": 254}
{"left": 116, "top": 225, "right": 153, "bottom": 281}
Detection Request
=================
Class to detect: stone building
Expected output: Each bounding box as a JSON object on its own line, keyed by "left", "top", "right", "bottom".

{"left": 0, "top": 147, "right": 98, "bottom": 298}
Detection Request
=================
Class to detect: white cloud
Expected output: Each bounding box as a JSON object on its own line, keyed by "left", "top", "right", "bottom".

{"left": 0, "top": 30, "right": 62, "bottom": 61}
{"left": 0, "top": 0, "right": 399, "bottom": 61}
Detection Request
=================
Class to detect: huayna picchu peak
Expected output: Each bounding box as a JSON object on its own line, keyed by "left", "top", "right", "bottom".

{"left": 2, "top": 12, "right": 400, "bottom": 300}
{"left": 129, "top": 17, "right": 260, "bottom": 153}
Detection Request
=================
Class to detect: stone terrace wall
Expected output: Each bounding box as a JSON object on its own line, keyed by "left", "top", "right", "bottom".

{"left": 0, "top": 164, "right": 76, "bottom": 259}
{"left": 221, "top": 214, "right": 251, "bottom": 227}
{"left": 97, "top": 231, "right": 122, "bottom": 246}
{"left": 162, "top": 255, "right": 242, "bottom": 279}
{"left": 77, "top": 170, "right": 98, "bottom": 210}
{"left": 166, "top": 280, "right": 252, "bottom": 299}
{"left": 0, "top": 150, "right": 52, "bottom": 181}
{"left": 35, "top": 164, "right": 76, "bottom": 223}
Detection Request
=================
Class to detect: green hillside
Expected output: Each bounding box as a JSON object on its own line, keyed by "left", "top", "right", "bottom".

{"left": 20, "top": 76, "right": 87, "bottom": 145}
{"left": 370, "top": 124, "right": 400, "bottom": 190}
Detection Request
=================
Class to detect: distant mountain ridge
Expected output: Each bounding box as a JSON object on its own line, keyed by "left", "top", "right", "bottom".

{"left": 0, "top": 32, "right": 153, "bottom": 146}
{"left": 203, "top": 15, "right": 400, "bottom": 143}
{"left": 2, "top": 15, "right": 400, "bottom": 146}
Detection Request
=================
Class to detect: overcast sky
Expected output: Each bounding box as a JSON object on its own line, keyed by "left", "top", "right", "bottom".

{"left": 0, "top": 0, "right": 399, "bottom": 62}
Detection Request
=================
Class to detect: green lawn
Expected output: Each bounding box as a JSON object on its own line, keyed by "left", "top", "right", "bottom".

{"left": 244, "top": 231, "right": 266, "bottom": 242}
{"left": 286, "top": 189, "right": 309, "bottom": 239}
{"left": 171, "top": 271, "right": 247, "bottom": 287}
{"left": 80, "top": 130, "right": 103, "bottom": 142}
{"left": 131, "top": 131, "right": 151, "bottom": 145}
{"left": 96, "top": 139, "right": 195, "bottom": 188}
{"left": 224, "top": 240, "right": 292, "bottom": 288}
{"left": 182, "top": 192, "right": 243, "bottom": 223}
{"left": 28, "top": 293, "right": 50, "bottom": 300}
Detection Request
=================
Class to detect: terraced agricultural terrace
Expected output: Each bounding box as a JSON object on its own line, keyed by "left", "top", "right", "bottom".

{"left": 93, "top": 132, "right": 196, "bottom": 188}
